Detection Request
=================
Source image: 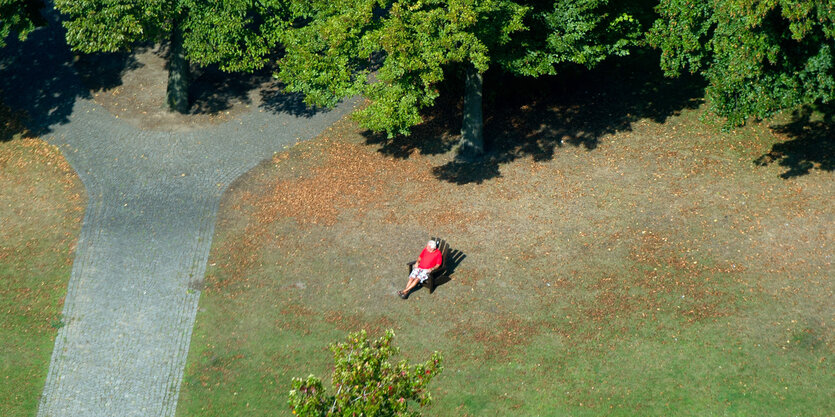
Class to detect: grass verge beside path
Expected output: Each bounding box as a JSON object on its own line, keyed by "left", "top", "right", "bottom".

{"left": 178, "top": 103, "right": 832, "bottom": 416}
{"left": 0, "top": 107, "right": 85, "bottom": 416}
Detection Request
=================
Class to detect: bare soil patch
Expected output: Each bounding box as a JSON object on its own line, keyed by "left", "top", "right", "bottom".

{"left": 76, "top": 45, "right": 273, "bottom": 131}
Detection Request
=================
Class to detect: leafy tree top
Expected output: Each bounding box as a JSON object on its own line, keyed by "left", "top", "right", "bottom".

{"left": 279, "top": 0, "right": 647, "bottom": 137}
{"left": 1, "top": 0, "right": 46, "bottom": 48}
{"left": 499, "top": 0, "right": 645, "bottom": 77}
{"left": 648, "top": 0, "right": 835, "bottom": 126}
{"left": 288, "top": 329, "right": 443, "bottom": 417}
{"left": 54, "top": 0, "right": 288, "bottom": 71}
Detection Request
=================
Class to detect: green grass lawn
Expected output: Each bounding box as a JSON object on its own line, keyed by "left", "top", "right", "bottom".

{"left": 177, "top": 64, "right": 833, "bottom": 416}
{"left": 0, "top": 110, "right": 85, "bottom": 416}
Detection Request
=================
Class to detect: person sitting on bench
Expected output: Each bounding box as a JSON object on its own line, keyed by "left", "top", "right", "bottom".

{"left": 398, "top": 240, "right": 443, "bottom": 299}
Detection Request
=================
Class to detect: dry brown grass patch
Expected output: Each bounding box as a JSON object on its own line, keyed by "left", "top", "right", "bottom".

{"left": 323, "top": 311, "right": 397, "bottom": 335}
{"left": 0, "top": 135, "right": 85, "bottom": 331}
{"left": 273, "top": 303, "right": 318, "bottom": 335}
{"left": 446, "top": 315, "right": 543, "bottom": 361}
{"left": 0, "top": 138, "right": 78, "bottom": 191}
{"left": 254, "top": 139, "right": 434, "bottom": 227}
{"left": 627, "top": 231, "right": 739, "bottom": 321}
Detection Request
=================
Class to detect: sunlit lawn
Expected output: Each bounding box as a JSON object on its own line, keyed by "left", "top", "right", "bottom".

{"left": 0, "top": 108, "right": 85, "bottom": 417}
{"left": 176, "top": 62, "right": 833, "bottom": 416}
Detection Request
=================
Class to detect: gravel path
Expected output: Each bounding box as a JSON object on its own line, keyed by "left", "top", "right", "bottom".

{"left": 2, "top": 7, "right": 354, "bottom": 416}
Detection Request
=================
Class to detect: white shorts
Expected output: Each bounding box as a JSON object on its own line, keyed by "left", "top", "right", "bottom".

{"left": 409, "top": 267, "right": 431, "bottom": 283}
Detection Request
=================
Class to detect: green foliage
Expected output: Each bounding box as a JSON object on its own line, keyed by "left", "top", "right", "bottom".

{"left": 181, "top": 0, "right": 290, "bottom": 72}
{"left": 649, "top": 0, "right": 835, "bottom": 126}
{"left": 279, "top": 0, "right": 518, "bottom": 136}
{"left": 55, "top": 0, "right": 176, "bottom": 52}
{"left": 0, "top": 0, "right": 45, "bottom": 48}
{"left": 500, "top": 0, "right": 645, "bottom": 76}
{"left": 288, "top": 329, "right": 443, "bottom": 417}
{"left": 279, "top": 0, "right": 648, "bottom": 137}
{"left": 55, "top": 0, "right": 288, "bottom": 72}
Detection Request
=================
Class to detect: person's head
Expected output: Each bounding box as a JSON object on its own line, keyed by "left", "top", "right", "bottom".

{"left": 426, "top": 240, "right": 437, "bottom": 252}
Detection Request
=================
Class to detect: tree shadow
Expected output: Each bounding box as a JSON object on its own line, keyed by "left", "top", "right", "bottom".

{"left": 74, "top": 48, "right": 144, "bottom": 93}
{"left": 146, "top": 42, "right": 269, "bottom": 115}
{"left": 188, "top": 65, "right": 270, "bottom": 115}
{"left": 0, "top": 3, "right": 325, "bottom": 139}
{"left": 0, "top": 102, "right": 28, "bottom": 143}
{"left": 361, "top": 78, "right": 463, "bottom": 158}
{"left": 362, "top": 50, "right": 707, "bottom": 184}
{"left": 0, "top": 3, "right": 146, "bottom": 141}
{"left": 258, "top": 83, "right": 320, "bottom": 118}
{"left": 755, "top": 105, "right": 835, "bottom": 178}
{"left": 0, "top": 5, "right": 94, "bottom": 139}
{"left": 152, "top": 42, "right": 320, "bottom": 117}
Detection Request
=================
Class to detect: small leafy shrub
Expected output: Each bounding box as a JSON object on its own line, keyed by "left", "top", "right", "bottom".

{"left": 289, "top": 329, "right": 443, "bottom": 416}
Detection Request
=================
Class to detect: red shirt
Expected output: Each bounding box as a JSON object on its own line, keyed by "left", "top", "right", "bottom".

{"left": 418, "top": 248, "right": 442, "bottom": 269}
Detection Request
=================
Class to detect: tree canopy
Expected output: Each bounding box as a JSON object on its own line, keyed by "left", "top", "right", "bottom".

{"left": 279, "top": 0, "right": 526, "bottom": 137}
{"left": 54, "top": 0, "right": 290, "bottom": 111}
{"left": 0, "top": 0, "right": 45, "bottom": 48}
{"left": 55, "top": 0, "right": 286, "bottom": 67}
{"left": 649, "top": 0, "right": 835, "bottom": 126}
{"left": 278, "top": 0, "right": 647, "bottom": 154}
{"left": 181, "top": 0, "right": 291, "bottom": 72}
{"left": 289, "top": 330, "right": 442, "bottom": 417}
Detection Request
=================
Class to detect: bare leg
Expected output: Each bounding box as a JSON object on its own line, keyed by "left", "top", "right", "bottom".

{"left": 400, "top": 278, "right": 419, "bottom": 297}
{"left": 404, "top": 278, "right": 420, "bottom": 293}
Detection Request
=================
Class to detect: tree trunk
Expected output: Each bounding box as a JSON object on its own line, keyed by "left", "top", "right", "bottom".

{"left": 166, "top": 16, "right": 189, "bottom": 114}
{"left": 458, "top": 63, "right": 484, "bottom": 158}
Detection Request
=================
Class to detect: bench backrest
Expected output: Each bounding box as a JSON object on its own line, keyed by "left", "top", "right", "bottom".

{"left": 433, "top": 238, "right": 449, "bottom": 272}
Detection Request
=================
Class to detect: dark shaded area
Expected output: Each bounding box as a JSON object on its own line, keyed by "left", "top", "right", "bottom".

{"left": 789, "top": 317, "right": 827, "bottom": 352}
{"left": 146, "top": 41, "right": 271, "bottom": 116}
{"left": 0, "top": 5, "right": 144, "bottom": 139}
{"left": 363, "top": 50, "right": 707, "bottom": 184}
{"left": 0, "top": 6, "right": 93, "bottom": 138}
{"left": 187, "top": 64, "right": 266, "bottom": 114}
{"left": 75, "top": 49, "right": 143, "bottom": 93}
{"left": 0, "top": 2, "right": 320, "bottom": 139}
{"left": 427, "top": 247, "right": 466, "bottom": 292}
{"left": 259, "top": 85, "right": 319, "bottom": 118}
{"left": 0, "top": 102, "right": 29, "bottom": 142}
{"left": 362, "top": 77, "right": 462, "bottom": 158}
{"left": 756, "top": 104, "right": 835, "bottom": 178}
{"left": 157, "top": 43, "right": 322, "bottom": 117}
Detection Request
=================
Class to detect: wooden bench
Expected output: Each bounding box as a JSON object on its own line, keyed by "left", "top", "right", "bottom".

{"left": 406, "top": 238, "right": 450, "bottom": 294}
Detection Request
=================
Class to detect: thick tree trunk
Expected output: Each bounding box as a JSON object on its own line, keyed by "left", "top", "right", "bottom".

{"left": 458, "top": 63, "right": 484, "bottom": 158}
{"left": 166, "top": 16, "right": 189, "bottom": 114}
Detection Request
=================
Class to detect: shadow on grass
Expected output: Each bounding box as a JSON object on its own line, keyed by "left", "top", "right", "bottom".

{"left": 363, "top": 50, "right": 707, "bottom": 184}
{"left": 428, "top": 247, "right": 466, "bottom": 291}
{"left": 362, "top": 79, "right": 463, "bottom": 159}
{"left": 155, "top": 42, "right": 321, "bottom": 118}
{"left": 185, "top": 63, "right": 322, "bottom": 117}
{"left": 756, "top": 104, "right": 835, "bottom": 178}
{"left": 188, "top": 65, "right": 264, "bottom": 115}
{"left": 159, "top": 44, "right": 322, "bottom": 118}
{"left": 0, "top": 103, "right": 30, "bottom": 142}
